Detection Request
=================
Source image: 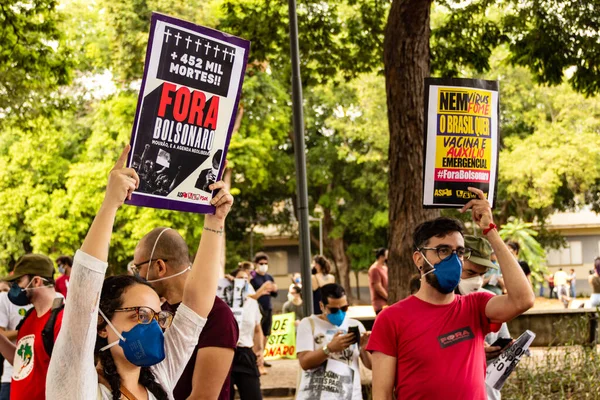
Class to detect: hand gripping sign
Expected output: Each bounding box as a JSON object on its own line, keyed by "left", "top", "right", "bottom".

{"left": 485, "top": 330, "right": 536, "bottom": 391}
{"left": 126, "top": 13, "right": 250, "bottom": 214}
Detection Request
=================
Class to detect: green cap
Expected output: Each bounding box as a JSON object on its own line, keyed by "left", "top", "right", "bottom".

{"left": 464, "top": 235, "right": 497, "bottom": 270}
{"left": 2, "top": 254, "right": 54, "bottom": 282}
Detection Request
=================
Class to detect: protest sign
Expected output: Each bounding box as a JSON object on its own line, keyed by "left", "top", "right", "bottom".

{"left": 422, "top": 78, "right": 499, "bottom": 208}
{"left": 486, "top": 330, "right": 536, "bottom": 390}
{"left": 126, "top": 13, "right": 250, "bottom": 213}
{"left": 216, "top": 278, "right": 246, "bottom": 327}
{"left": 264, "top": 312, "right": 297, "bottom": 360}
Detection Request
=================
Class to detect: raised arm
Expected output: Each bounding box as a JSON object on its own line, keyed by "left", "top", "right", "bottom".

{"left": 460, "top": 187, "right": 535, "bottom": 322}
{"left": 81, "top": 145, "right": 139, "bottom": 261}
{"left": 182, "top": 180, "right": 233, "bottom": 318}
{"left": 47, "top": 146, "right": 137, "bottom": 399}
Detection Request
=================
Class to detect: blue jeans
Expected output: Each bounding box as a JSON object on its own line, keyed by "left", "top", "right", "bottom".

{"left": 0, "top": 382, "right": 10, "bottom": 400}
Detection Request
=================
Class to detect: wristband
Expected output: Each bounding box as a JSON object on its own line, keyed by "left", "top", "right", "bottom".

{"left": 483, "top": 223, "right": 497, "bottom": 235}
{"left": 322, "top": 345, "right": 331, "bottom": 356}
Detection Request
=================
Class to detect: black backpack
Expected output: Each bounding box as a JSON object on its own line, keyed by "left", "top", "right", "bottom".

{"left": 16, "top": 297, "right": 64, "bottom": 357}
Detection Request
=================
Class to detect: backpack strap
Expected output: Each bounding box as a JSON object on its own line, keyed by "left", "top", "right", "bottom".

{"left": 15, "top": 307, "right": 36, "bottom": 331}
{"left": 41, "top": 297, "right": 64, "bottom": 357}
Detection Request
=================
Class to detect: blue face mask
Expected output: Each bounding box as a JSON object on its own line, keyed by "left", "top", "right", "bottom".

{"left": 8, "top": 282, "right": 30, "bottom": 306}
{"left": 422, "top": 253, "right": 462, "bottom": 294}
{"left": 99, "top": 309, "right": 166, "bottom": 367}
{"left": 326, "top": 310, "right": 346, "bottom": 327}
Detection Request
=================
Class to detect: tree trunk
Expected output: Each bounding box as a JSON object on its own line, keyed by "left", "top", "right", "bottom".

{"left": 354, "top": 269, "right": 361, "bottom": 300}
{"left": 385, "top": 0, "right": 439, "bottom": 303}
{"left": 330, "top": 236, "right": 354, "bottom": 302}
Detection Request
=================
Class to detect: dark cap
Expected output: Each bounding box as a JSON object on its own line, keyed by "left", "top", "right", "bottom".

{"left": 2, "top": 254, "right": 54, "bottom": 282}
{"left": 464, "top": 235, "right": 497, "bottom": 270}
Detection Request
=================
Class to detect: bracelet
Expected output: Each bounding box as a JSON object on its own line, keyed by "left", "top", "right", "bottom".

{"left": 204, "top": 226, "right": 224, "bottom": 236}
{"left": 483, "top": 223, "right": 497, "bottom": 235}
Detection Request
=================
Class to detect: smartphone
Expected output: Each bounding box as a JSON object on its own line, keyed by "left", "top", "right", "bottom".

{"left": 348, "top": 326, "right": 360, "bottom": 345}
{"left": 490, "top": 337, "right": 512, "bottom": 349}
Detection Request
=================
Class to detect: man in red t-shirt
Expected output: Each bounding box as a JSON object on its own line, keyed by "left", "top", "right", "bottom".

{"left": 132, "top": 227, "right": 239, "bottom": 400}
{"left": 368, "top": 248, "right": 388, "bottom": 314}
{"left": 54, "top": 255, "right": 72, "bottom": 299}
{"left": 367, "top": 188, "right": 535, "bottom": 400}
{"left": 0, "top": 254, "right": 64, "bottom": 400}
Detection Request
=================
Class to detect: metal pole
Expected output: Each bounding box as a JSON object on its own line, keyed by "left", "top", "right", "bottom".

{"left": 288, "top": 0, "right": 313, "bottom": 318}
{"left": 319, "top": 218, "right": 323, "bottom": 256}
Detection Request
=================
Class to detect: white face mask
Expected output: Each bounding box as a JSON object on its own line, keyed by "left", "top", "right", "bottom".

{"left": 287, "top": 293, "right": 294, "bottom": 302}
{"left": 258, "top": 264, "right": 268, "bottom": 274}
{"left": 458, "top": 275, "right": 484, "bottom": 295}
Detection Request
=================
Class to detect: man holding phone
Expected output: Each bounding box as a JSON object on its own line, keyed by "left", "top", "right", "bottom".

{"left": 296, "top": 283, "right": 371, "bottom": 400}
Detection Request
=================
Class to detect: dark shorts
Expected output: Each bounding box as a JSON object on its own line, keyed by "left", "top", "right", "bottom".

{"left": 261, "top": 308, "right": 273, "bottom": 336}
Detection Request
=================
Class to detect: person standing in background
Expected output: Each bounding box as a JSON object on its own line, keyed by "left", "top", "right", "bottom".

{"left": 282, "top": 285, "right": 304, "bottom": 326}
{"left": 569, "top": 268, "right": 577, "bottom": 298}
{"left": 311, "top": 255, "right": 335, "bottom": 315}
{"left": 55, "top": 256, "right": 72, "bottom": 299}
{"left": 0, "top": 287, "right": 32, "bottom": 400}
{"left": 589, "top": 258, "right": 600, "bottom": 307}
{"left": 250, "top": 252, "right": 278, "bottom": 368}
{"left": 368, "top": 248, "right": 389, "bottom": 314}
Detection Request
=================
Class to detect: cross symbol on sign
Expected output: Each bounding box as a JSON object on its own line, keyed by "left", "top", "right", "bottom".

{"left": 213, "top": 45, "right": 220, "bottom": 57}
{"left": 229, "top": 50, "right": 235, "bottom": 62}
{"left": 195, "top": 39, "right": 202, "bottom": 52}
{"left": 222, "top": 48, "right": 229, "bottom": 61}
{"left": 174, "top": 32, "right": 182, "bottom": 46}
{"left": 164, "top": 29, "right": 172, "bottom": 43}
{"left": 185, "top": 36, "right": 192, "bottom": 49}
{"left": 171, "top": 52, "right": 178, "bottom": 60}
{"left": 204, "top": 42, "right": 212, "bottom": 55}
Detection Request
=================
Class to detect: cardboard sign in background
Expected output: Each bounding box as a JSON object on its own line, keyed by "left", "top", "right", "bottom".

{"left": 422, "top": 78, "right": 499, "bottom": 208}
{"left": 126, "top": 13, "right": 250, "bottom": 214}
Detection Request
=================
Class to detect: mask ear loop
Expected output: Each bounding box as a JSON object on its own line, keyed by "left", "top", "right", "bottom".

{"left": 419, "top": 252, "right": 436, "bottom": 277}
{"left": 146, "top": 228, "right": 172, "bottom": 280}
{"left": 147, "top": 265, "right": 191, "bottom": 283}
{"left": 98, "top": 308, "right": 126, "bottom": 351}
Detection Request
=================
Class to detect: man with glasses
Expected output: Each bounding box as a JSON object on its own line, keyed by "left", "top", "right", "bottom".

{"left": 132, "top": 227, "right": 239, "bottom": 400}
{"left": 368, "top": 188, "right": 535, "bottom": 400}
{"left": 296, "top": 283, "right": 371, "bottom": 399}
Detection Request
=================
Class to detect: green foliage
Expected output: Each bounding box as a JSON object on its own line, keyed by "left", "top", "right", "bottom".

{"left": 219, "top": 0, "right": 388, "bottom": 85}
{"left": 499, "top": 218, "right": 547, "bottom": 283}
{"left": 0, "top": 0, "right": 72, "bottom": 115}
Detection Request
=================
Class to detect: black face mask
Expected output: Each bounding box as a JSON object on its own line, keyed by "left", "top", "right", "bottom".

{"left": 311, "top": 267, "right": 317, "bottom": 275}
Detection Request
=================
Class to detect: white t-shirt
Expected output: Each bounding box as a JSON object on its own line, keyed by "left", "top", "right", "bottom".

{"left": 0, "top": 292, "right": 32, "bottom": 383}
{"left": 238, "top": 297, "right": 261, "bottom": 348}
{"left": 46, "top": 250, "right": 206, "bottom": 400}
{"left": 296, "top": 315, "right": 365, "bottom": 400}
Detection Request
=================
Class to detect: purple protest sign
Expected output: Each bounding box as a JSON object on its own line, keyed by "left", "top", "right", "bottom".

{"left": 126, "top": 13, "right": 250, "bottom": 214}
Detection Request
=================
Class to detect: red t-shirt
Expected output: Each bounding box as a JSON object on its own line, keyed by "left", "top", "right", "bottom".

{"left": 162, "top": 296, "right": 239, "bottom": 400}
{"left": 368, "top": 265, "right": 388, "bottom": 312}
{"left": 55, "top": 275, "right": 69, "bottom": 298}
{"left": 366, "top": 292, "right": 494, "bottom": 400}
{"left": 11, "top": 307, "right": 64, "bottom": 400}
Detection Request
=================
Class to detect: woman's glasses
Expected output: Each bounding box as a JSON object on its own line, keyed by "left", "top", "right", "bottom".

{"left": 114, "top": 306, "right": 174, "bottom": 329}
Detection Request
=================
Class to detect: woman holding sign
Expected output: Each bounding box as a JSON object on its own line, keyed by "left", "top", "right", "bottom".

{"left": 229, "top": 268, "right": 264, "bottom": 400}
{"left": 46, "top": 145, "right": 233, "bottom": 400}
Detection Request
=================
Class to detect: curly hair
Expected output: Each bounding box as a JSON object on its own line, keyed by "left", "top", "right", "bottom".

{"left": 95, "top": 275, "right": 168, "bottom": 400}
